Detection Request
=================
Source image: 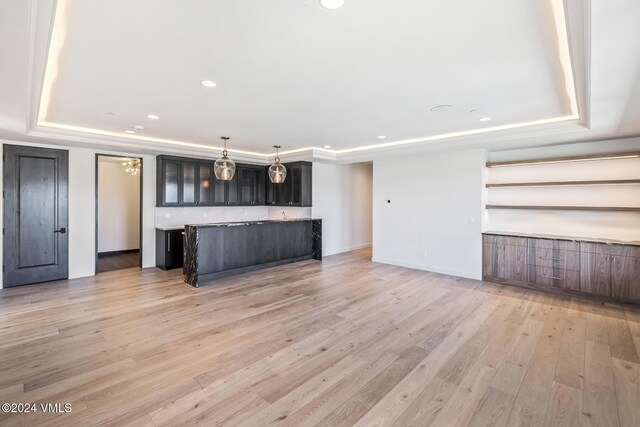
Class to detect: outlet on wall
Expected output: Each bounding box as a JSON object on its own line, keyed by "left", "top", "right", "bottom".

{"left": 164, "top": 213, "right": 171, "bottom": 219}
{"left": 468, "top": 216, "right": 475, "bottom": 224}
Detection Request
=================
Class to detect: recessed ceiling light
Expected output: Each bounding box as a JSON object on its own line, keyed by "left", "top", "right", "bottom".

{"left": 124, "top": 130, "right": 135, "bottom": 134}
{"left": 201, "top": 80, "right": 217, "bottom": 88}
{"left": 147, "top": 114, "right": 159, "bottom": 120}
{"left": 377, "top": 135, "right": 386, "bottom": 139}
{"left": 133, "top": 125, "right": 145, "bottom": 131}
{"left": 320, "top": 0, "right": 344, "bottom": 9}
{"left": 324, "top": 145, "right": 332, "bottom": 149}
{"left": 480, "top": 117, "right": 492, "bottom": 122}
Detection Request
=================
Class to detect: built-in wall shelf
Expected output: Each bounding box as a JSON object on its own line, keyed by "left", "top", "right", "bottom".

{"left": 485, "top": 179, "right": 640, "bottom": 188}
{"left": 486, "top": 205, "right": 640, "bottom": 212}
{"left": 486, "top": 151, "right": 640, "bottom": 168}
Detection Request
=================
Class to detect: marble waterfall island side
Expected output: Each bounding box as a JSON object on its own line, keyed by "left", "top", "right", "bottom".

{"left": 184, "top": 219, "right": 322, "bottom": 287}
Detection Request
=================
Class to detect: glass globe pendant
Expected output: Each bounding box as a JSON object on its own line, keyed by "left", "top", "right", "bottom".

{"left": 268, "top": 145, "right": 287, "bottom": 184}
{"left": 214, "top": 136, "right": 236, "bottom": 181}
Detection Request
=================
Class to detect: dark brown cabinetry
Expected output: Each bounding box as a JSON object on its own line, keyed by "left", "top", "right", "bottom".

{"left": 237, "top": 165, "right": 266, "bottom": 205}
{"left": 266, "top": 162, "right": 312, "bottom": 207}
{"left": 483, "top": 233, "right": 640, "bottom": 304}
{"left": 157, "top": 157, "right": 311, "bottom": 207}
{"left": 155, "top": 228, "right": 184, "bottom": 270}
{"left": 157, "top": 155, "right": 239, "bottom": 207}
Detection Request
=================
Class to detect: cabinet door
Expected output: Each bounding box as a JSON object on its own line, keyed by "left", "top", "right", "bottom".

{"left": 253, "top": 169, "right": 266, "bottom": 205}
{"left": 213, "top": 178, "right": 226, "bottom": 205}
{"left": 238, "top": 167, "right": 254, "bottom": 205}
{"left": 290, "top": 165, "right": 302, "bottom": 206}
{"left": 162, "top": 159, "right": 180, "bottom": 205}
{"left": 166, "top": 230, "right": 184, "bottom": 269}
{"left": 226, "top": 174, "right": 238, "bottom": 205}
{"left": 482, "top": 236, "right": 506, "bottom": 280}
{"left": 181, "top": 162, "right": 197, "bottom": 205}
{"left": 504, "top": 238, "right": 528, "bottom": 283}
{"left": 580, "top": 243, "right": 611, "bottom": 296}
{"left": 198, "top": 164, "right": 213, "bottom": 205}
{"left": 611, "top": 255, "right": 640, "bottom": 302}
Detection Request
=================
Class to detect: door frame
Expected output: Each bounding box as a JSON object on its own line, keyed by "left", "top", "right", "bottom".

{"left": 94, "top": 154, "right": 144, "bottom": 273}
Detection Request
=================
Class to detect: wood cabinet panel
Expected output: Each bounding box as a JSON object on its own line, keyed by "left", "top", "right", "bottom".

{"left": 611, "top": 255, "right": 640, "bottom": 301}
{"left": 580, "top": 243, "right": 611, "bottom": 297}
{"left": 483, "top": 234, "right": 640, "bottom": 304}
{"left": 505, "top": 243, "right": 528, "bottom": 283}
{"left": 482, "top": 237, "right": 527, "bottom": 283}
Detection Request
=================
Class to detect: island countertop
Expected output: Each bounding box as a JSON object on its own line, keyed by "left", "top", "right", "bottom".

{"left": 185, "top": 218, "right": 321, "bottom": 228}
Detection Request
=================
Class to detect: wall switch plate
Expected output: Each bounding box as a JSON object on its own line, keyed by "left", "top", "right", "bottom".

{"left": 164, "top": 214, "right": 171, "bottom": 219}
{"left": 203, "top": 212, "right": 208, "bottom": 217}
{"left": 468, "top": 216, "right": 475, "bottom": 224}
{"left": 423, "top": 251, "right": 428, "bottom": 258}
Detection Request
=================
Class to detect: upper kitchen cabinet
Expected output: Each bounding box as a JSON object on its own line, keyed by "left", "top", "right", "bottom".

{"left": 237, "top": 164, "right": 266, "bottom": 206}
{"left": 157, "top": 155, "right": 242, "bottom": 207}
{"left": 266, "top": 161, "right": 312, "bottom": 207}
{"left": 157, "top": 156, "right": 220, "bottom": 207}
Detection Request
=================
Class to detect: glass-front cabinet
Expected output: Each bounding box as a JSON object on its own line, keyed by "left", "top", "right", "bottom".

{"left": 157, "top": 156, "right": 311, "bottom": 207}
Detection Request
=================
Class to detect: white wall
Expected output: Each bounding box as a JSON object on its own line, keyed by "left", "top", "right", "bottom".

{"left": 485, "top": 137, "right": 640, "bottom": 241}
{"left": 97, "top": 159, "right": 140, "bottom": 252}
{"left": 0, "top": 140, "right": 156, "bottom": 288}
{"left": 312, "top": 162, "right": 373, "bottom": 256}
{"left": 373, "top": 149, "right": 485, "bottom": 280}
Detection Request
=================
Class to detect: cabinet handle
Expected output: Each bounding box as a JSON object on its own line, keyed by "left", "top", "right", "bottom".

{"left": 541, "top": 274, "right": 563, "bottom": 280}
{"left": 538, "top": 256, "right": 563, "bottom": 261}
{"left": 167, "top": 237, "right": 171, "bottom": 252}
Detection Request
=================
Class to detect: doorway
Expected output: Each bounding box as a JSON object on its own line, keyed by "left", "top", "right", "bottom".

{"left": 95, "top": 155, "right": 142, "bottom": 273}
{"left": 3, "top": 145, "right": 69, "bottom": 287}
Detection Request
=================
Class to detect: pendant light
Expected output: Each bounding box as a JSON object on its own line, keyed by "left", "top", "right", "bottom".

{"left": 268, "top": 145, "right": 287, "bottom": 184}
{"left": 214, "top": 136, "right": 236, "bottom": 181}
{"left": 122, "top": 158, "right": 141, "bottom": 176}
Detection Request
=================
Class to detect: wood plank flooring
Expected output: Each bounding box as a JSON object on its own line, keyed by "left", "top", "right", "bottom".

{"left": 97, "top": 251, "right": 140, "bottom": 273}
{"left": 0, "top": 248, "right": 639, "bottom": 426}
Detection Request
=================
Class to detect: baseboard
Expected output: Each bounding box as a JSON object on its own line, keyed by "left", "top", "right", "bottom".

{"left": 371, "top": 257, "right": 482, "bottom": 281}
{"left": 324, "top": 243, "right": 372, "bottom": 257}
{"left": 98, "top": 249, "right": 140, "bottom": 258}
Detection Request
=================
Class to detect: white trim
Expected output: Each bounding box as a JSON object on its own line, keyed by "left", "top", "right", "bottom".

{"left": 371, "top": 257, "right": 482, "bottom": 281}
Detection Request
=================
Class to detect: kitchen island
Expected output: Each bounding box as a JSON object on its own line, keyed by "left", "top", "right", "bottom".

{"left": 184, "top": 219, "right": 322, "bottom": 287}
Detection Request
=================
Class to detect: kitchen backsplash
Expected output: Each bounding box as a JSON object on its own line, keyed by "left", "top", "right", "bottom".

{"left": 155, "top": 206, "right": 312, "bottom": 229}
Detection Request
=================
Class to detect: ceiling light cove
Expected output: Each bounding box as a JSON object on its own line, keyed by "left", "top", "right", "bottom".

{"left": 147, "top": 114, "right": 159, "bottom": 120}
{"left": 201, "top": 80, "right": 217, "bottom": 88}
{"left": 320, "top": 0, "right": 344, "bottom": 10}
{"left": 377, "top": 136, "right": 386, "bottom": 139}
{"left": 479, "top": 117, "right": 492, "bottom": 122}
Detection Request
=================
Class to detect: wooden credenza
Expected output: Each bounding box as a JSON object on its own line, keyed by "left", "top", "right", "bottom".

{"left": 483, "top": 233, "right": 640, "bottom": 304}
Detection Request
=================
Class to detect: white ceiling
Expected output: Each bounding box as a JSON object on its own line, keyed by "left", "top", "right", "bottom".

{"left": 0, "top": 0, "right": 639, "bottom": 162}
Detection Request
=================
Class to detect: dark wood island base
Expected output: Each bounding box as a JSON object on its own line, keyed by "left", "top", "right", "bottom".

{"left": 184, "top": 219, "right": 322, "bottom": 287}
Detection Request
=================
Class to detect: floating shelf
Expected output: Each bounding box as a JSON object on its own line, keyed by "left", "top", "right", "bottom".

{"left": 486, "top": 205, "right": 640, "bottom": 212}
{"left": 485, "top": 179, "right": 640, "bottom": 188}
{"left": 486, "top": 151, "right": 640, "bottom": 168}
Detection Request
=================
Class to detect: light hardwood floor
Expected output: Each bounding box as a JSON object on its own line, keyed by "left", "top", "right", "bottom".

{"left": 0, "top": 248, "right": 639, "bottom": 426}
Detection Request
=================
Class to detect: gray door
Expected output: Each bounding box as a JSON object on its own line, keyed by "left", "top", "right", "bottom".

{"left": 3, "top": 145, "right": 69, "bottom": 287}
